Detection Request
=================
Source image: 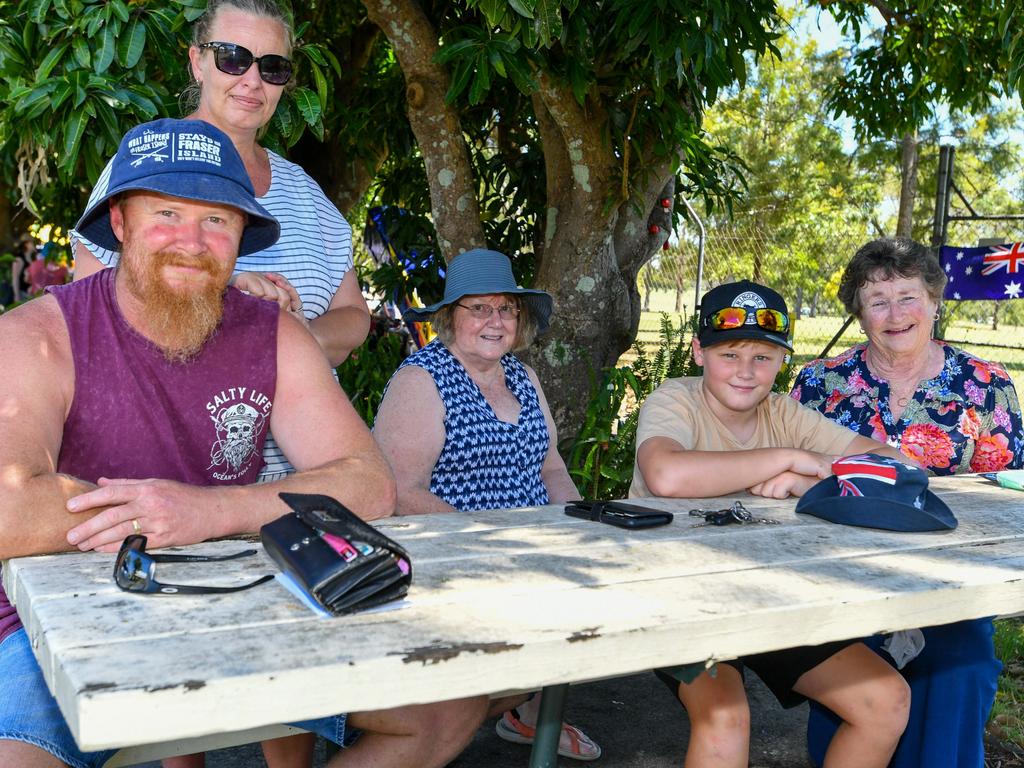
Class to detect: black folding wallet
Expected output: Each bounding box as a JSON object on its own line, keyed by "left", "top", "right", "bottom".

{"left": 564, "top": 500, "right": 674, "bottom": 529}
{"left": 260, "top": 493, "right": 412, "bottom": 615}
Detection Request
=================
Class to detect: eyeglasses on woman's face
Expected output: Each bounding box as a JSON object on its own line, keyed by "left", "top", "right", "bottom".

{"left": 863, "top": 294, "right": 924, "bottom": 316}
{"left": 199, "top": 42, "right": 293, "bottom": 86}
{"left": 456, "top": 302, "right": 521, "bottom": 321}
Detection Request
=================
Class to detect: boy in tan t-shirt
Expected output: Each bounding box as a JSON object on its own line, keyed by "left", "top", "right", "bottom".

{"left": 633, "top": 280, "right": 910, "bottom": 768}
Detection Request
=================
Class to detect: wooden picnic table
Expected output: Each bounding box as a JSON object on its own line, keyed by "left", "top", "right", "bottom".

{"left": 4, "top": 475, "right": 1024, "bottom": 767}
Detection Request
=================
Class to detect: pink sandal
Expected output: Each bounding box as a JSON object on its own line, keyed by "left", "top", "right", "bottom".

{"left": 494, "top": 708, "right": 602, "bottom": 761}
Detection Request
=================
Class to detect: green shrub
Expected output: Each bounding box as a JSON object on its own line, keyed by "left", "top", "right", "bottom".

{"left": 990, "top": 618, "right": 1024, "bottom": 746}
{"left": 563, "top": 313, "right": 698, "bottom": 500}
{"left": 337, "top": 325, "right": 407, "bottom": 426}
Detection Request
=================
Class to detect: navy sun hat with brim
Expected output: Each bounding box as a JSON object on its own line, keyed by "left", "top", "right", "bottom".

{"left": 75, "top": 118, "right": 279, "bottom": 257}
{"left": 402, "top": 248, "right": 554, "bottom": 334}
{"left": 796, "top": 454, "right": 957, "bottom": 532}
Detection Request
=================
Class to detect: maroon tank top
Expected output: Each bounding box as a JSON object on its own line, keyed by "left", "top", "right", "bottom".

{"left": 0, "top": 270, "right": 278, "bottom": 643}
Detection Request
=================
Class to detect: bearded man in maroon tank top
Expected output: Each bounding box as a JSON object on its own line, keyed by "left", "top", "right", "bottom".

{"left": 0, "top": 118, "right": 486, "bottom": 768}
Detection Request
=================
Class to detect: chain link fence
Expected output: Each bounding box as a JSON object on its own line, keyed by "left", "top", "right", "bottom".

{"left": 634, "top": 220, "right": 1024, "bottom": 389}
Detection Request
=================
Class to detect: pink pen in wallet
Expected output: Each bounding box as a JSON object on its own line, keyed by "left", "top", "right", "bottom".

{"left": 321, "top": 532, "right": 359, "bottom": 562}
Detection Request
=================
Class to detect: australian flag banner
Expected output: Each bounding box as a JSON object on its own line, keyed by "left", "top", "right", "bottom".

{"left": 939, "top": 243, "right": 1024, "bottom": 301}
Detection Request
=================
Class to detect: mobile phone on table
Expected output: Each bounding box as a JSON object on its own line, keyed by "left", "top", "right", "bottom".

{"left": 564, "top": 500, "right": 673, "bottom": 529}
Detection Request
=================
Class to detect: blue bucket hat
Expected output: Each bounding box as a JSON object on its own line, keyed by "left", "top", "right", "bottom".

{"left": 402, "top": 249, "right": 554, "bottom": 333}
{"left": 796, "top": 454, "right": 957, "bottom": 532}
{"left": 75, "top": 118, "right": 279, "bottom": 256}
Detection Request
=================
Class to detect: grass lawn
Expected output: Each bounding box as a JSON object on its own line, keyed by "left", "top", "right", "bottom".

{"left": 993, "top": 619, "right": 1024, "bottom": 749}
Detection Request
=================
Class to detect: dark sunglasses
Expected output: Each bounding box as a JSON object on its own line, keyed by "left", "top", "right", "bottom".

{"left": 705, "top": 306, "right": 789, "bottom": 333}
{"left": 199, "top": 41, "right": 293, "bottom": 86}
{"left": 114, "top": 535, "right": 274, "bottom": 595}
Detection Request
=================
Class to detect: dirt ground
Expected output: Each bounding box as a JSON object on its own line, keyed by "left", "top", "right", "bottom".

{"left": 132, "top": 671, "right": 811, "bottom": 767}
{"left": 131, "top": 670, "right": 1024, "bottom": 767}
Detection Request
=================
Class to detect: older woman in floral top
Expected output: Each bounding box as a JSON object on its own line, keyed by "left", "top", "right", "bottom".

{"left": 793, "top": 237, "right": 1023, "bottom": 768}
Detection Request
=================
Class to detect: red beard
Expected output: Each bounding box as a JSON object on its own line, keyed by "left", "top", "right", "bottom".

{"left": 120, "top": 245, "right": 232, "bottom": 363}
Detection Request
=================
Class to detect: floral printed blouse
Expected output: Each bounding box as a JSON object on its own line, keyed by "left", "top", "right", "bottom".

{"left": 791, "top": 342, "right": 1023, "bottom": 475}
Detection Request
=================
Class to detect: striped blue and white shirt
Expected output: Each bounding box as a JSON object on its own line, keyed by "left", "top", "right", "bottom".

{"left": 72, "top": 149, "right": 353, "bottom": 480}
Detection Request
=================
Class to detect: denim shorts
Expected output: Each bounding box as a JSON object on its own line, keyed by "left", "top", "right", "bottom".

{"left": 0, "top": 628, "right": 116, "bottom": 768}
{"left": 290, "top": 712, "right": 355, "bottom": 748}
{"left": 0, "top": 628, "right": 353, "bottom": 764}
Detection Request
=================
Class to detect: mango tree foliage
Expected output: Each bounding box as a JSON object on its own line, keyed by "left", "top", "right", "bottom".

{"left": 0, "top": 0, "right": 180, "bottom": 219}
{"left": 1008, "top": 4, "right": 1024, "bottom": 105}
{"left": 5, "top": 0, "right": 1024, "bottom": 439}
{"left": 355, "top": 0, "right": 785, "bottom": 436}
{"left": 0, "top": 0, "right": 331, "bottom": 225}
{"left": 804, "top": 1, "right": 1021, "bottom": 262}
{"left": 814, "top": 0, "right": 1014, "bottom": 141}
{"left": 0, "top": 0, "right": 785, "bottom": 438}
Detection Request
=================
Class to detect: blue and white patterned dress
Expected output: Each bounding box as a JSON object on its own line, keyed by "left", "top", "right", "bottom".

{"left": 385, "top": 339, "right": 550, "bottom": 511}
{"left": 72, "top": 149, "right": 353, "bottom": 481}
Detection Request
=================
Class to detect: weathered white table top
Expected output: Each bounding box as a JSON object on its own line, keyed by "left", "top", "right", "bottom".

{"left": 5, "top": 475, "right": 1024, "bottom": 752}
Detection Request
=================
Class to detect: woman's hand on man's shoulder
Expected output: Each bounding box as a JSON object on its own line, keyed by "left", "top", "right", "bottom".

{"left": 231, "top": 271, "right": 302, "bottom": 313}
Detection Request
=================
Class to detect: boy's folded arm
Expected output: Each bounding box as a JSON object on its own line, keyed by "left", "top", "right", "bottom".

{"left": 637, "top": 437, "right": 823, "bottom": 498}
{"left": 749, "top": 471, "right": 821, "bottom": 499}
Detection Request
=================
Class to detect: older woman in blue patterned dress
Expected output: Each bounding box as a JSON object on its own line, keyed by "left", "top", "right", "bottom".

{"left": 792, "top": 237, "right": 1024, "bottom": 768}
{"left": 373, "top": 248, "right": 600, "bottom": 762}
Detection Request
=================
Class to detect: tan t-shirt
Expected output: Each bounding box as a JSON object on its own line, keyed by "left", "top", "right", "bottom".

{"left": 629, "top": 377, "right": 857, "bottom": 497}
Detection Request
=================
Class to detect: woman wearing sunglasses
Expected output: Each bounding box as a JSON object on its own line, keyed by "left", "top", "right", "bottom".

{"left": 72, "top": 0, "right": 370, "bottom": 486}
{"left": 73, "top": 4, "right": 370, "bottom": 766}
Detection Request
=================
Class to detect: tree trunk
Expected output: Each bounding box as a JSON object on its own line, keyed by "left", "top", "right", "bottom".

{"left": 524, "top": 72, "right": 672, "bottom": 437}
{"left": 364, "top": 2, "right": 674, "bottom": 440}
{"left": 361, "top": 0, "right": 485, "bottom": 255}
{"left": 897, "top": 131, "right": 919, "bottom": 238}
{"left": 672, "top": 261, "right": 687, "bottom": 314}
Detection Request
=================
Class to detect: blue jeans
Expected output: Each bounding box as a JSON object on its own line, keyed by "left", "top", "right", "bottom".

{"left": 0, "top": 628, "right": 352, "bottom": 765}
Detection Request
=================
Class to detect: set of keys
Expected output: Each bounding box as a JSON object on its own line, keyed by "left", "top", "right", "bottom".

{"left": 688, "top": 501, "right": 780, "bottom": 527}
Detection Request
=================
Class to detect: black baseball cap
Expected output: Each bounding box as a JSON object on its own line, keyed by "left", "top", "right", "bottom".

{"left": 697, "top": 280, "right": 793, "bottom": 351}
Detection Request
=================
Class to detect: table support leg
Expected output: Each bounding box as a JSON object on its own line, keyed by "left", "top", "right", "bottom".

{"left": 527, "top": 683, "right": 568, "bottom": 768}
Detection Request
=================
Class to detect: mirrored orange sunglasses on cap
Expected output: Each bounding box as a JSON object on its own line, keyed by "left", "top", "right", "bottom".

{"left": 705, "top": 307, "right": 789, "bottom": 333}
